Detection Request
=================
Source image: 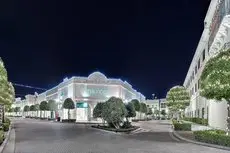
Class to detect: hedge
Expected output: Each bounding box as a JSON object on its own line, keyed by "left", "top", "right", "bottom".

{"left": 92, "top": 125, "right": 139, "bottom": 132}
{"left": 173, "top": 123, "right": 191, "bottom": 131}
{"left": 194, "top": 130, "right": 230, "bottom": 147}
{"left": 5, "top": 118, "right": 11, "bottom": 124}
{"left": 183, "top": 117, "right": 208, "bottom": 126}
{"left": 0, "top": 130, "right": 4, "bottom": 144}
{"left": 61, "top": 119, "right": 76, "bottom": 123}
{"left": 3, "top": 123, "right": 10, "bottom": 132}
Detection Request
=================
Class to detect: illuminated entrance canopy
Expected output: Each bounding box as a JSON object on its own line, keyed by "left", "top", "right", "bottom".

{"left": 76, "top": 102, "right": 88, "bottom": 108}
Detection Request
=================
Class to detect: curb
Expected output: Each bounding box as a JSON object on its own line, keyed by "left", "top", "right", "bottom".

{"left": 0, "top": 124, "right": 12, "bottom": 153}
{"left": 91, "top": 126, "right": 140, "bottom": 135}
{"left": 172, "top": 130, "right": 230, "bottom": 151}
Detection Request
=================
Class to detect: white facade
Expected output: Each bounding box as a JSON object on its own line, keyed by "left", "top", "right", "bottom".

{"left": 145, "top": 99, "right": 168, "bottom": 114}
{"left": 12, "top": 72, "right": 146, "bottom": 122}
{"left": 184, "top": 0, "right": 230, "bottom": 129}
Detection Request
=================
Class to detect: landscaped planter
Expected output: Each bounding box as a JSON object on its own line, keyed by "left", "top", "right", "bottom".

{"left": 173, "top": 121, "right": 191, "bottom": 131}
{"left": 194, "top": 130, "right": 230, "bottom": 147}
{"left": 132, "top": 118, "right": 152, "bottom": 122}
{"left": 61, "top": 119, "right": 76, "bottom": 123}
{"left": 91, "top": 125, "right": 139, "bottom": 133}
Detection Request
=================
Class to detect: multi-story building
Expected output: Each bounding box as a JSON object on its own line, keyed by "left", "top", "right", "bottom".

{"left": 145, "top": 98, "right": 168, "bottom": 115}
{"left": 184, "top": 0, "right": 230, "bottom": 129}
{"left": 12, "top": 72, "right": 145, "bottom": 122}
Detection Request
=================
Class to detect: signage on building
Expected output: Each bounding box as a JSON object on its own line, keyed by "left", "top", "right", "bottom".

{"left": 86, "top": 86, "right": 108, "bottom": 96}
{"left": 76, "top": 102, "right": 88, "bottom": 108}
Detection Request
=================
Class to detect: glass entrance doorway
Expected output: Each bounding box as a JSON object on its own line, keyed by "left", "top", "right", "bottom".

{"left": 76, "top": 102, "right": 89, "bottom": 121}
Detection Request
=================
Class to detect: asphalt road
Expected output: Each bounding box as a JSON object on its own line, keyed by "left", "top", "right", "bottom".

{"left": 3, "top": 118, "right": 230, "bottom": 153}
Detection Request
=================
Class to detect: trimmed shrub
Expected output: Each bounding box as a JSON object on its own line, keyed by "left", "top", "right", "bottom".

{"left": 62, "top": 119, "right": 76, "bottom": 123}
{"left": 173, "top": 123, "right": 191, "bottom": 131}
{"left": 0, "top": 130, "right": 4, "bottom": 144}
{"left": 3, "top": 123, "right": 10, "bottom": 131}
{"left": 5, "top": 118, "right": 11, "bottom": 124}
{"left": 183, "top": 117, "right": 208, "bottom": 126}
{"left": 194, "top": 130, "right": 230, "bottom": 147}
{"left": 92, "top": 125, "right": 139, "bottom": 133}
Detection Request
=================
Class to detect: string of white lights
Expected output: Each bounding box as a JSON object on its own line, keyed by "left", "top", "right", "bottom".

{"left": 12, "top": 83, "right": 47, "bottom": 91}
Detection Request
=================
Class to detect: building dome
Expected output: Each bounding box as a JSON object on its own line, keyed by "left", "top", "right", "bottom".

{"left": 88, "top": 72, "right": 107, "bottom": 82}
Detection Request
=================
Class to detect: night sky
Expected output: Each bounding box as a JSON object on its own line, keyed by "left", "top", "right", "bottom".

{"left": 0, "top": 0, "right": 211, "bottom": 99}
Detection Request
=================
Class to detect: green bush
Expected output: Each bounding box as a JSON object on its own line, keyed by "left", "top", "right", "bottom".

{"left": 5, "top": 118, "right": 11, "bottom": 124}
{"left": 194, "top": 130, "right": 230, "bottom": 147}
{"left": 173, "top": 123, "right": 191, "bottom": 131}
{"left": 3, "top": 123, "right": 10, "bottom": 131}
{"left": 0, "top": 130, "right": 4, "bottom": 144}
{"left": 183, "top": 117, "right": 208, "bottom": 126}
{"left": 61, "top": 119, "right": 76, "bottom": 123}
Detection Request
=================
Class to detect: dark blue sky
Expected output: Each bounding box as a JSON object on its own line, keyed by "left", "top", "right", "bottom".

{"left": 0, "top": 0, "right": 211, "bottom": 99}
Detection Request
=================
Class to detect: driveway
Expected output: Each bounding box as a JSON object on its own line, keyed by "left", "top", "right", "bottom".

{"left": 3, "top": 118, "right": 230, "bottom": 153}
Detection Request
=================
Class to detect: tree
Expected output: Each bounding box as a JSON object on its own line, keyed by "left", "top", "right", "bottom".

{"left": 63, "top": 98, "right": 75, "bottom": 120}
{"left": 125, "top": 102, "right": 136, "bottom": 122}
{"left": 154, "top": 108, "right": 159, "bottom": 116}
{"left": 131, "top": 99, "right": 140, "bottom": 119}
{"left": 200, "top": 49, "right": 230, "bottom": 135}
{"left": 161, "top": 110, "right": 166, "bottom": 117}
{"left": 48, "top": 100, "right": 57, "bottom": 119}
{"left": 34, "top": 104, "right": 40, "bottom": 117}
{"left": 166, "top": 86, "right": 190, "bottom": 120}
{"left": 23, "top": 105, "right": 30, "bottom": 116}
{"left": 101, "top": 97, "right": 127, "bottom": 129}
{"left": 147, "top": 108, "right": 153, "bottom": 115}
{"left": 40, "top": 101, "right": 48, "bottom": 118}
{"left": 140, "top": 103, "right": 147, "bottom": 119}
{"left": 14, "top": 107, "right": 21, "bottom": 115}
{"left": 131, "top": 99, "right": 140, "bottom": 112}
{"left": 7, "top": 107, "right": 13, "bottom": 112}
{"left": 0, "top": 58, "right": 15, "bottom": 122}
{"left": 30, "top": 105, "right": 35, "bottom": 117}
{"left": 93, "top": 102, "right": 104, "bottom": 118}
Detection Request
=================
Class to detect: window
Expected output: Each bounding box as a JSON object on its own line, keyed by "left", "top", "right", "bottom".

{"left": 202, "top": 50, "right": 205, "bottom": 61}
{"left": 195, "top": 83, "right": 198, "bottom": 92}
{"left": 198, "top": 59, "right": 200, "bottom": 69}
{"left": 160, "top": 103, "right": 166, "bottom": 108}
{"left": 198, "top": 79, "right": 200, "bottom": 89}
{"left": 202, "top": 108, "right": 205, "bottom": 119}
{"left": 195, "top": 66, "right": 198, "bottom": 74}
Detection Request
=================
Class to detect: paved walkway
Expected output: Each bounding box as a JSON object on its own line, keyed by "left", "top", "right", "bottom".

{"left": 2, "top": 118, "right": 230, "bottom": 153}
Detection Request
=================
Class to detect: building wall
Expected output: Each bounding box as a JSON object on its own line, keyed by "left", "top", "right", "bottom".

{"left": 12, "top": 72, "right": 146, "bottom": 121}
{"left": 184, "top": 0, "right": 230, "bottom": 129}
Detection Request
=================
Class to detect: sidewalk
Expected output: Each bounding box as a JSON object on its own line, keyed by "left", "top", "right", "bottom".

{"left": 2, "top": 129, "right": 15, "bottom": 153}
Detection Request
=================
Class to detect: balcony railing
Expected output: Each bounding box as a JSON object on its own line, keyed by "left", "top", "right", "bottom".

{"left": 208, "top": 0, "right": 230, "bottom": 50}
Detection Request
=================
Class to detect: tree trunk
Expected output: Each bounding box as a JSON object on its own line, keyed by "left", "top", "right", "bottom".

{"left": 68, "top": 109, "right": 70, "bottom": 121}
{"left": 112, "top": 122, "right": 119, "bottom": 129}
{"left": 226, "top": 100, "right": 230, "bottom": 135}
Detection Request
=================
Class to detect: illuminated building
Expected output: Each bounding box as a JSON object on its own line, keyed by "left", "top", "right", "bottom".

{"left": 12, "top": 72, "right": 145, "bottom": 122}
{"left": 184, "top": 0, "right": 230, "bottom": 129}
